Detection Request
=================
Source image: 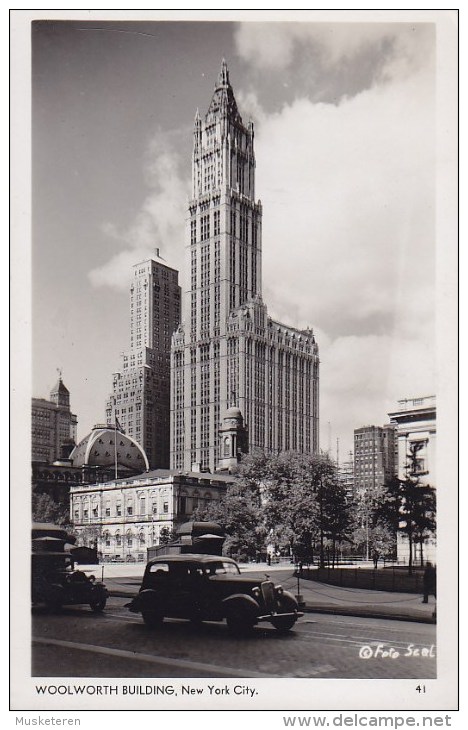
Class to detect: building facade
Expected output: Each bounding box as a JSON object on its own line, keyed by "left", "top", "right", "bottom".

{"left": 170, "top": 60, "right": 319, "bottom": 473}
{"left": 70, "top": 469, "right": 233, "bottom": 562}
{"left": 32, "top": 377, "right": 78, "bottom": 463}
{"left": 354, "top": 425, "right": 397, "bottom": 495}
{"left": 388, "top": 395, "right": 436, "bottom": 484}
{"left": 388, "top": 395, "right": 437, "bottom": 564}
{"left": 106, "top": 254, "right": 181, "bottom": 469}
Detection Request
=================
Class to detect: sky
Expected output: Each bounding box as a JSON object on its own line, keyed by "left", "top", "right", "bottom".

{"left": 31, "top": 15, "right": 439, "bottom": 459}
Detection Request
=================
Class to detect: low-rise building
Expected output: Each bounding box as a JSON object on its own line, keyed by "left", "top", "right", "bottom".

{"left": 70, "top": 469, "right": 234, "bottom": 562}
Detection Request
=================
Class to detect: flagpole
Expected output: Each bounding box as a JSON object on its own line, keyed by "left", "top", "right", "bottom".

{"left": 113, "top": 397, "right": 118, "bottom": 480}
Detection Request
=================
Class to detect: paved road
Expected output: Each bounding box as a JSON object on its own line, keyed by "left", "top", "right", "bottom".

{"left": 32, "top": 597, "right": 436, "bottom": 679}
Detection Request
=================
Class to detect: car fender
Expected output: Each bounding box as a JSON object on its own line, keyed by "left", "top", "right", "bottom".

{"left": 278, "top": 589, "right": 299, "bottom": 609}
{"left": 130, "top": 588, "right": 160, "bottom": 611}
{"left": 221, "top": 593, "right": 260, "bottom": 618}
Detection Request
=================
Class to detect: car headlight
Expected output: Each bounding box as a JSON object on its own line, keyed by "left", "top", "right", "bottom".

{"left": 252, "top": 587, "right": 261, "bottom": 598}
{"left": 275, "top": 584, "right": 284, "bottom": 596}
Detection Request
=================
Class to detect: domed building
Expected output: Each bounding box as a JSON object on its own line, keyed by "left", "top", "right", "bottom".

{"left": 70, "top": 424, "right": 149, "bottom": 478}
{"left": 32, "top": 424, "right": 150, "bottom": 513}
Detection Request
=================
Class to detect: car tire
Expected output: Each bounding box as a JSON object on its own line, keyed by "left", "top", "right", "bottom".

{"left": 90, "top": 598, "right": 107, "bottom": 612}
{"left": 271, "top": 615, "right": 296, "bottom": 632}
{"left": 142, "top": 610, "right": 163, "bottom": 629}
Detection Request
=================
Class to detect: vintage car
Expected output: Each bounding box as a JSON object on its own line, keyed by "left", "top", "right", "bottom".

{"left": 32, "top": 552, "right": 108, "bottom": 613}
{"left": 126, "top": 554, "right": 303, "bottom": 634}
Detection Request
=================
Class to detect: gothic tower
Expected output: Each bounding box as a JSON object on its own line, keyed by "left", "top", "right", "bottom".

{"left": 171, "top": 61, "right": 319, "bottom": 473}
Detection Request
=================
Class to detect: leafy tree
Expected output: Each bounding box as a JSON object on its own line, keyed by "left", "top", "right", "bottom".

{"left": 194, "top": 450, "right": 354, "bottom": 566}
{"left": 351, "top": 483, "right": 396, "bottom": 562}
{"left": 159, "top": 526, "right": 177, "bottom": 545}
{"left": 32, "top": 491, "right": 71, "bottom": 528}
{"left": 319, "top": 480, "right": 354, "bottom": 567}
{"left": 378, "top": 476, "right": 436, "bottom": 574}
{"left": 193, "top": 478, "right": 265, "bottom": 560}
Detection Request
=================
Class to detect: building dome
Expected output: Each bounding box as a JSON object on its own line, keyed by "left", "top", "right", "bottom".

{"left": 69, "top": 424, "right": 149, "bottom": 472}
{"left": 224, "top": 406, "right": 242, "bottom": 420}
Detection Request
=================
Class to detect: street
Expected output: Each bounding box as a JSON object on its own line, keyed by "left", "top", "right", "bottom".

{"left": 32, "top": 596, "right": 436, "bottom": 679}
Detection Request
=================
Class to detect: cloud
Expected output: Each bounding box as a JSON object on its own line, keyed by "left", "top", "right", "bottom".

{"left": 236, "top": 27, "right": 436, "bottom": 453}
{"left": 255, "top": 69, "right": 434, "bottom": 342}
{"left": 235, "top": 22, "right": 434, "bottom": 83}
{"left": 318, "top": 325, "right": 436, "bottom": 456}
{"left": 88, "top": 130, "right": 189, "bottom": 291}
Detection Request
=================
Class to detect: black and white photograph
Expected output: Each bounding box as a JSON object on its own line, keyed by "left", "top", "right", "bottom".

{"left": 10, "top": 8, "right": 458, "bottom": 719}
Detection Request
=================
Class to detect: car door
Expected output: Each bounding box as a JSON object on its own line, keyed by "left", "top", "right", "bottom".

{"left": 164, "top": 563, "right": 197, "bottom": 618}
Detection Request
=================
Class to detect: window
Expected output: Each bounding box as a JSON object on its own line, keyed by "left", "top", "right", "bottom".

{"left": 163, "top": 502, "right": 169, "bottom": 514}
{"left": 127, "top": 505, "right": 133, "bottom": 516}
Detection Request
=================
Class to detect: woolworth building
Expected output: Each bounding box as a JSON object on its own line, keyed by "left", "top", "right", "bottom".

{"left": 170, "top": 60, "right": 319, "bottom": 473}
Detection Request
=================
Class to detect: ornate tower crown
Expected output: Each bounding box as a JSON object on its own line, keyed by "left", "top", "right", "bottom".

{"left": 206, "top": 58, "right": 241, "bottom": 123}
{"left": 216, "top": 58, "right": 230, "bottom": 88}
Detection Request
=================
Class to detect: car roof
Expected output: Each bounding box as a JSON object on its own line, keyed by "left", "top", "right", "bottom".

{"left": 147, "top": 554, "right": 236, "bottom": 567}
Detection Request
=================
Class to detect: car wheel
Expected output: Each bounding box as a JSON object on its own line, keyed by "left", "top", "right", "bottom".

{"left": 90, "top": 598, "right": 107, "bottom": 612}
{"left": 142, "top": 610, "right": 163, "bottom": 629}
{"left": 271, "top": 615, "right": 296, "bottom": 633}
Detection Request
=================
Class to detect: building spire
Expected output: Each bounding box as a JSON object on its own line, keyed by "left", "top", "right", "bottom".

{"left": 216, "top": 58, "right": 230, "bottom": 89}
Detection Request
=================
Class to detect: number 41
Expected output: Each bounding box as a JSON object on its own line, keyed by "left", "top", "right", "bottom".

{"left": 416, "top": 685, "right": 426, "bottom": 693}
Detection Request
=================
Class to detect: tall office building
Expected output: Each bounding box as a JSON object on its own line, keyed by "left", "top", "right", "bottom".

{"left": 32, "top": 376, "right": 78, "bottom": 463}
{"left": 354, "top": 425, "right": 397, "bottom": 494}
{"left": 107, "top": 253, "right": 181, "bottom": 469}
{"left": 171, "top": 61, "right": 319, "bottom": 473}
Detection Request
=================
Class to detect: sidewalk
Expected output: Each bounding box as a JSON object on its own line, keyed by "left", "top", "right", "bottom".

{"left": 85, "top": 561, "right": 436, "bottom": 624}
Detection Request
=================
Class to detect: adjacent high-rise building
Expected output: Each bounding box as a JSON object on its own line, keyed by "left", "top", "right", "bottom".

{"left": 170, "top": 61, "right": 320, "bottom": 473}
{"left": 106, "top": 253, "right": 181, "bottom": 469}
{"left": 354, "top": 424, "right": 397, "bottom": 494}
{"left": 32, "top": 376, "right": 78, "bottom": 463}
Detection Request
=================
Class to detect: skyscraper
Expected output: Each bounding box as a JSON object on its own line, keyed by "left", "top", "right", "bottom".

{"left": 354, "top": 424, "right": 397, "bottom": 494}
{"left": 107, "top": 253, "right": 181, "bottom": 469}
{"left": 171, "top": 61, "right": 319, "bottom": 473}
{"left": 32, "top": 375, "right": 78, "bottom": 463}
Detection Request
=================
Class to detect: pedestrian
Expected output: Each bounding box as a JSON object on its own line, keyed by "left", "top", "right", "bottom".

{"left": 422, "top": 561, "right": 436, "bottom": 603}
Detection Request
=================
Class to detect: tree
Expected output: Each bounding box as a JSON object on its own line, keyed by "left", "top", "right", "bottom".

{"left": 351, "top": 483, "right": 397, "bottom": 562}
{"left": 319, "top": 480, "right": 354, "bottom": 567}
{"left": 32, "top": 491, "right": 71, "bottom": 528}
{"left": 193, "top": 478, "right": 265, "bottom": 560}
{"left": 159, "top": 526, "right": 177, "bottom": 545}
{"left": 378, "top": 476, "right": 436, "bottom": 574}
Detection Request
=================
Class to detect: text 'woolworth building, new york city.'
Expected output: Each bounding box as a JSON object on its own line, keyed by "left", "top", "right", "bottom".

{"left": 170, "top": 60, "right": 320, "bottom": 474}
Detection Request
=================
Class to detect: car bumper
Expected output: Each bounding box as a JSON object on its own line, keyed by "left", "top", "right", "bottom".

{"left": 257, "top": 611, "right": 304, "bottom": 623}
